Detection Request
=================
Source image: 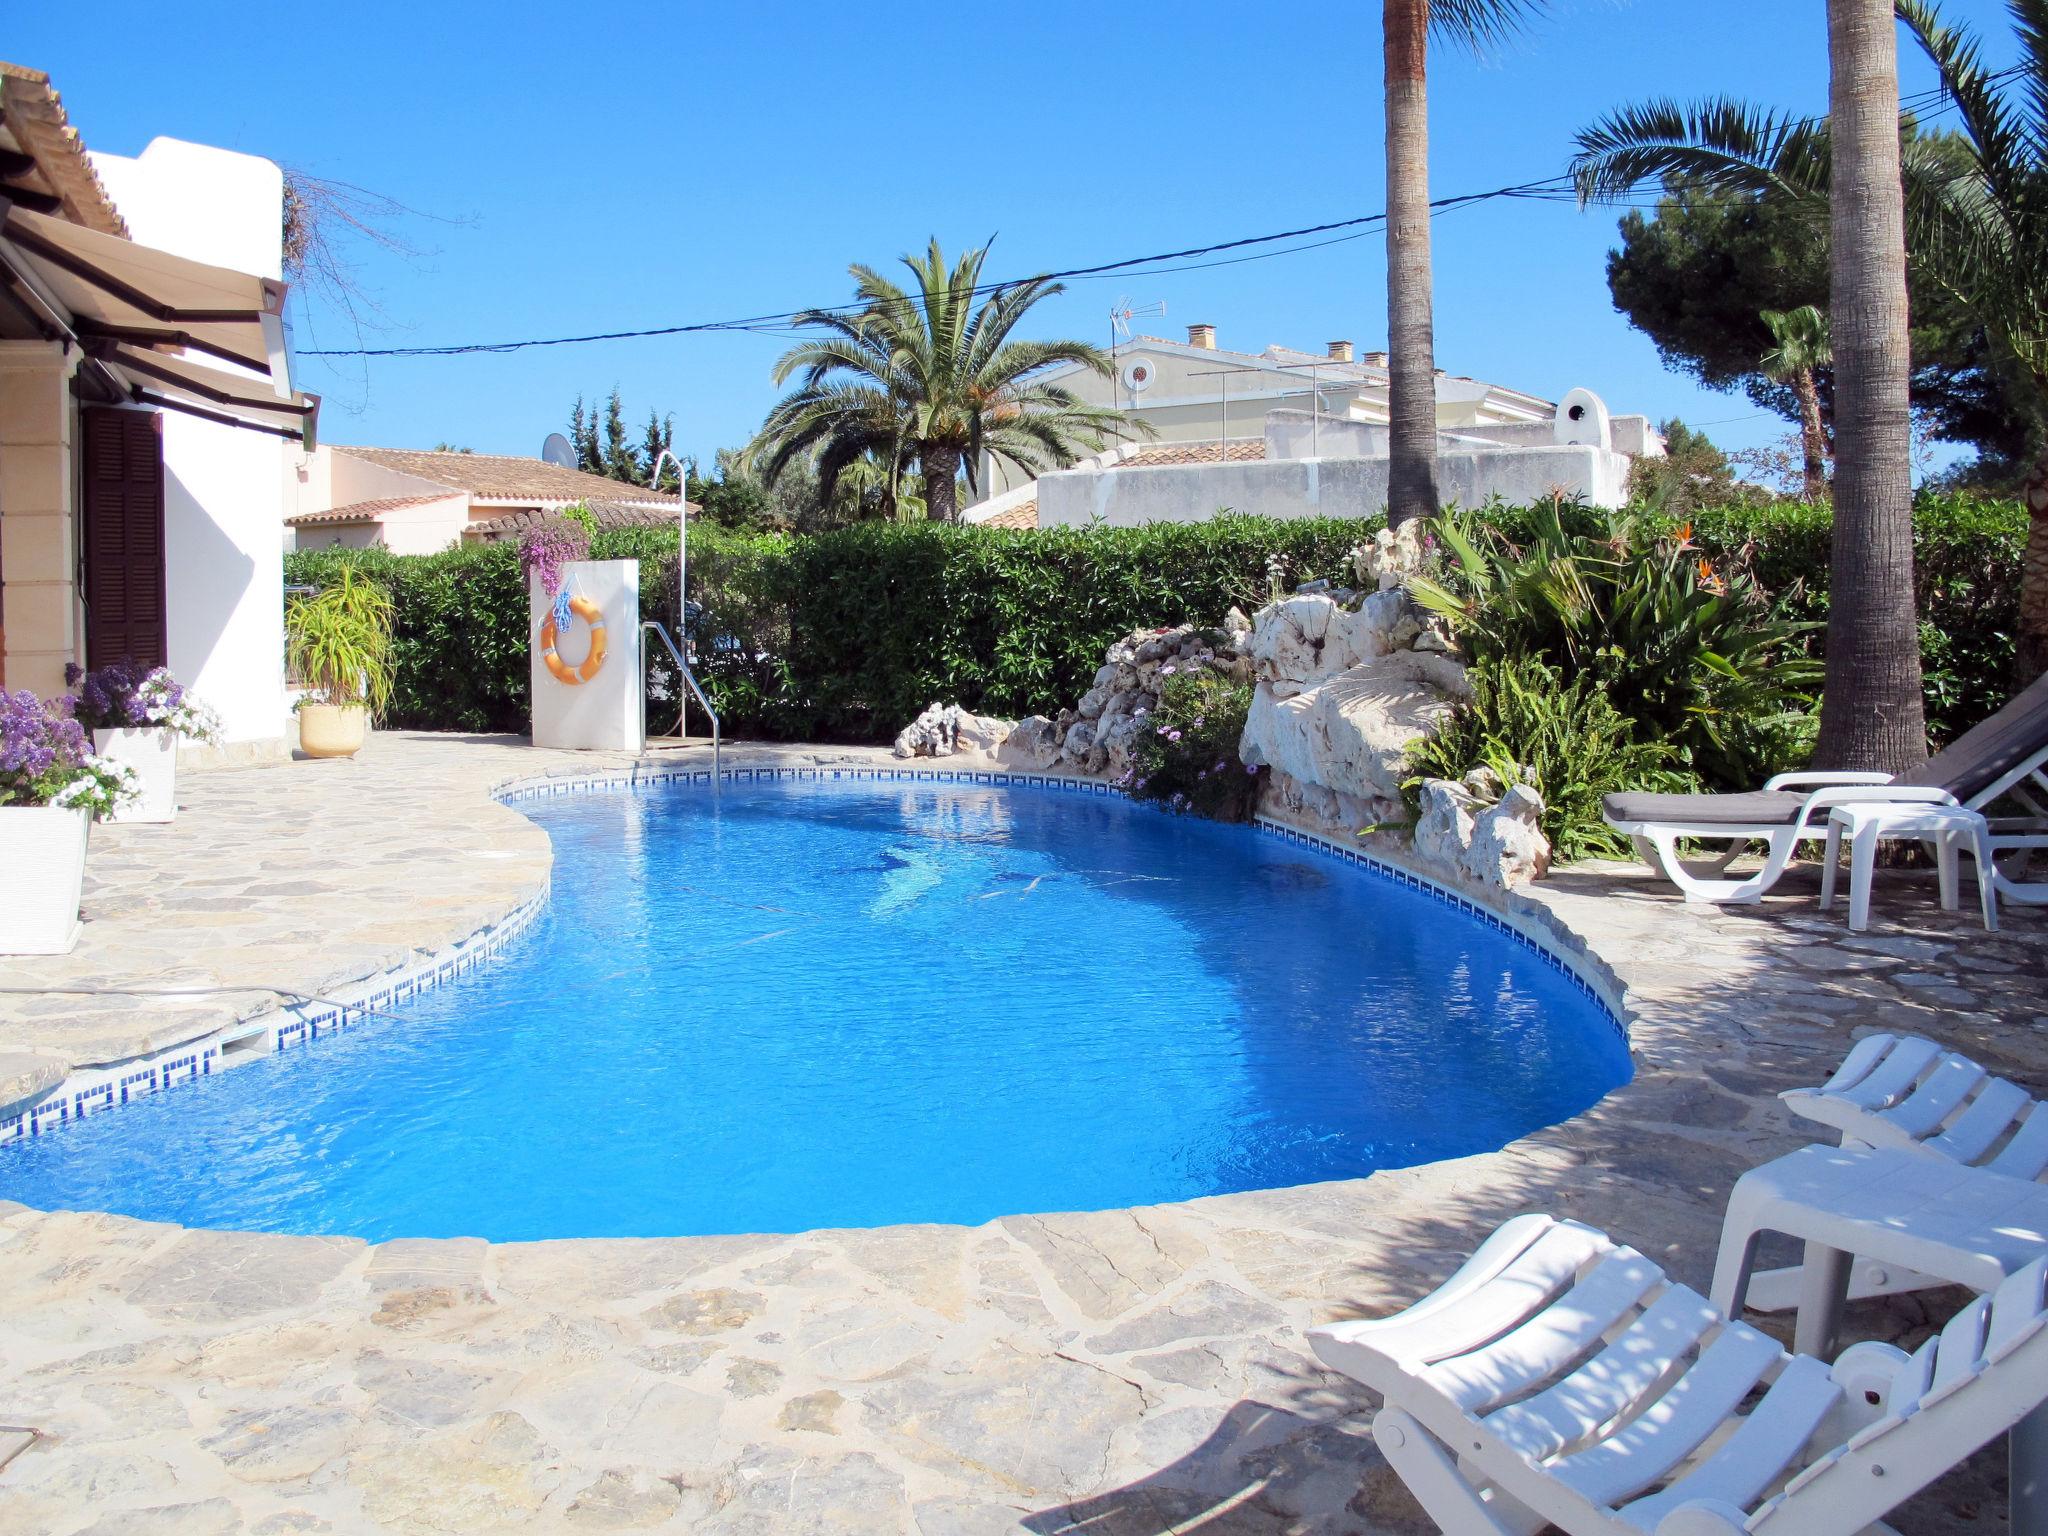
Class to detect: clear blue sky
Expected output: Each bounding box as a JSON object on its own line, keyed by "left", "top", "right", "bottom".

{"left": 17, "top": 1, "right": 2012, "bottom": 470}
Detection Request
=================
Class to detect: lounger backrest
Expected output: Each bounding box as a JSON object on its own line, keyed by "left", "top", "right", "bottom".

{"left": 1784, "top": 1033, "right": 2048, "bottom": 1182}
{"left": 1753, "top": 1257, "right": 2048, "bottom": 1535}
{"left": 1900, "top": 670, "right": 2048, "bottom": 803}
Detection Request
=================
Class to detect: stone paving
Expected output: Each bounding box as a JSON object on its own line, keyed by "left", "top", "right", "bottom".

{"left": 0, "top": 732, "right": 2044, "bottom": 1535}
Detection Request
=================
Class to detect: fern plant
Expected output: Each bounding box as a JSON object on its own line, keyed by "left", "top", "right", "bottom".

{"left": 1406, "top": 655, "right": 1694, "bottom": 862}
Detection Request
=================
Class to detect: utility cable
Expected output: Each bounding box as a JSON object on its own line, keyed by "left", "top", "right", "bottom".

{"left": 294, "top": 63, "right": 2023, "bottom": 362}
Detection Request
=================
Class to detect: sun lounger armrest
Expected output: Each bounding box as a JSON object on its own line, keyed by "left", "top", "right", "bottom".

{"left": 1765, "top": 771, "right": 1896, "bottom": 791}
{"left": 1792, "top": 786, "right": 1960, "bottom": 827}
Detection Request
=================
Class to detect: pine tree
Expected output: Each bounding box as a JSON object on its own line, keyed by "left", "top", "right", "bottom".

{"left": 569, "top": 397, "right": 602, "bottom": 474}
{"left": 601, "top": 389, "right": 639, "bottom": 485}
{"left": 640, "top": 410, "right": 678, "bottom": 490}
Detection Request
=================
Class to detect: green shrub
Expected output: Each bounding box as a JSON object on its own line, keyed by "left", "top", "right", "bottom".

{"left": 1408, "top": 500, "right": 1820, "bottom": 788}
{"left": 1125, "top": 671, "right": 1264, "bottom": 822}
{"left": 1683, "top": 492, "right": 2026, "bottom": 743}
{"left": 1406, "top": 656, "right": 1693, "bottom": 862}
{"left": 281, "top": 492, "right": 2026, "bottom": 751}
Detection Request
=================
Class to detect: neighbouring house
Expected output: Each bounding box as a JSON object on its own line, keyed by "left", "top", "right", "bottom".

{"left": 283, "top": 445, "right": 688, "bottom": 553}
{"left": 964, "top": 324, "right": 1662, "bottom": 528}
{"left": 0, "top": 64, "right": 318, "bottom": 761}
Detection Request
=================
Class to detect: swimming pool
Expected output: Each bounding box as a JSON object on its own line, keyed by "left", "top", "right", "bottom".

{"left": 0, "top": 777, "right": 1631, "bottom": 1241}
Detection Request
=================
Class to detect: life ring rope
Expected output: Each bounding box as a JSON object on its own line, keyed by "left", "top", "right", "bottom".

{"left": 541, "top": 592, "right": 607, "bottom": 685}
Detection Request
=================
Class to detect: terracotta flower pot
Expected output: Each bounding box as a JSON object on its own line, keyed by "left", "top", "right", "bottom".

{"left": 93, "top": 726, "right": 177, "bottom": 822}
{"left": 298, "top": 703, "right": 368, "bottom": 759}
{"left": 0, "top": 804, "right": 89, "bottom": 953}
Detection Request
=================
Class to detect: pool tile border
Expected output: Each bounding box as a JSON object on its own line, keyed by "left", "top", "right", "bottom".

{"left": 1, "top": 759, "right": 1625, "bottom": 1148}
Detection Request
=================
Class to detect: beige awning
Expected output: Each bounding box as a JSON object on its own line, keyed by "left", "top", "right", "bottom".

{"left": 0, "top": 201, "right": 287, "bottom": 381}
{"left": 91, "top": 342, "right": 321, "bottom": 448}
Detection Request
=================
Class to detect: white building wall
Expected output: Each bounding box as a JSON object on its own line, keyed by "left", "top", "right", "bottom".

{"left": 1036, "top": 445, "right": 1635, "bottom": 529}
{"left": 90, "top": 138, "right": 291, "bottom": 757}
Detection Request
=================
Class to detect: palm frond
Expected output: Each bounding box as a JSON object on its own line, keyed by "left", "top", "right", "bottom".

{"left": 1571, "top": 97, "right": 1828, "bottom": 203}
{"left": 1428, "top": 0, "right": 1548, "bottom": 52}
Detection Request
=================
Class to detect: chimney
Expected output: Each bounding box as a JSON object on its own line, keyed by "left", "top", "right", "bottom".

{"left": 1363, "top": 350, "right": 1389, "bottom": 368}
{"left": 1327, "top": 340, "right": 1354, "bottom": 362}
{"left": 1187, "top": 323, "right": 1217, "bottom": 350}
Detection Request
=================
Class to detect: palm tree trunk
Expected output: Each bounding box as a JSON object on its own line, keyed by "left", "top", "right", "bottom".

{"left": 924, "top": 445, "right": 962, "bottom": 523}
{"left": 1384, "top": 0, "right": 1438, "bottom": 528}
{"left": 1793, "top": 367, "right": 1829, "bottom": 502}
{"left": 2021, "top": 452, "right": 2048, "bottom": 684}
{"left": 1813, "top": 0, "right": 1927, "bottom": 772}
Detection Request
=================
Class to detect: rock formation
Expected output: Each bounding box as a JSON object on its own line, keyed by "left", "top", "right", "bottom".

{"left": 891, "top": 703, "right": 1014, "bottom": 760}
{"left": 1412, "top": 773, "right": 1552, "bottom": 890}
{"left": 1237, "top": 588, "right": 1466, "bottom": 831}
{"left": 995, "top": 621, "right": 1253, "bottom": 778}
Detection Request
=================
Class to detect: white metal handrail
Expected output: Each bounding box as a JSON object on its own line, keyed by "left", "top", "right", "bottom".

{"left": 643, "top": 620, "right": 720, "bottom": 780}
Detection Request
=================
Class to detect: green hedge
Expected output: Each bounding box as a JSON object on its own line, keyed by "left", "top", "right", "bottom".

{"left": 282, "top": 494, "right": 2027, "bottom": 745}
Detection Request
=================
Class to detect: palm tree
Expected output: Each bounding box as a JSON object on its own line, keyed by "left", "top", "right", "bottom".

{"left": 751, "top": 240, "right": 1133, "bottom": 523}
{"left": 1382, "top": 0, "right": 1549, "bottom": 528}
{"left": 1820, "top": 0, "right": 1926, "bottom": 771}
{"left": 1569, "top": 5, "right": 1929, "bottom": 770}
{"left": 1572, "top": 0, "right": 2048, "bottom": 694}
{"left": 1760, "top": 305, "right": 1834, "bottom": 501}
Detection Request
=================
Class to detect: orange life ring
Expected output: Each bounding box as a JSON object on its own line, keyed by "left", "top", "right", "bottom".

{"left": 540, "top": 594, "right": 608, "bottom": 685}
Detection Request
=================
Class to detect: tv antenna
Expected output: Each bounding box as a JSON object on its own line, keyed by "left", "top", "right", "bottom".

{"left": 1109, "top": 298, "right": 1167, "bottom": 427}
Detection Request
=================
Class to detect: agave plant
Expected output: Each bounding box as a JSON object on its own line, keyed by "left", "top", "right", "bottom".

{"left": 1407, "top": 501, "right": 1819, "bottom": 786}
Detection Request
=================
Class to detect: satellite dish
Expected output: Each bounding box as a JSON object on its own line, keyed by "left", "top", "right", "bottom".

{"left": 540, "top": 432, "right": 576, "bottom": 468}
{"left": 1121, "top": 359, "right": 1155, "bottom": 394}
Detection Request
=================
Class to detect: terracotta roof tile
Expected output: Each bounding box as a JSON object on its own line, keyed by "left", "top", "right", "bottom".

{"left": 981, "top": 499, "right": 1038, "bottom": 530}
{"left": 332, "top": 446, "right": 683, "bottom": 506}
{"left": 1116, "top": 441, "right": 1267, "bottom": 468}
{"left": 284, "top": 494, "right": 456, "bottom": 527}
{"left": 0, "top": 63, "right": 128, "bottom": 238}
{"left": 469, "top": 501, "right": 687, "bottom": 538}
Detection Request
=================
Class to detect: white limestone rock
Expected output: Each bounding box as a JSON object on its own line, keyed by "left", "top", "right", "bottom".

{"left": 1463, "top": 784, "right": 1552, "bottom": 889}
{"left": 1411, "top": 777, "right": 1553, "bottom": 890}
{"left": 892, "top": 703, "right": 1013, "bottom": 760}
{"left": 998, "top": 716, "right": 1061, "bottom": 771}
{"left": 1239, "top": 663, "right": 1461, "bottom": 806}
{"left": 1412, "top": 779, "right": 1481, "bottom": 872}
{"left": 1350, "top": 522, "right": 1429, "bottom": 591}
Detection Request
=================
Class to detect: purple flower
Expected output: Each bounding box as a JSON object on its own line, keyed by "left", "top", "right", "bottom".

{"left": 1167, "top": 729, "right": 1182, "bottom": 742}
{"left": 1245, "top": 762, "right": 1259, "bottom": 775}
{"left": 1213, "top": 759, "right": 1227, "bottom": 772}
{"left": 1, "top": 689, "right": 89, "bottom": 804}
{"left": 63, "top": 662, "right": 219, "bottom": 741}
{"left": 1160, "top": 663, "right": 1178, "bottom": 675}
{"left": 518, "top": 521, "right": 590, "bottom": 598}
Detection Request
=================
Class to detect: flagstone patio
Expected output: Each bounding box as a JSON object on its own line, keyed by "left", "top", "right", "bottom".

{"left": 0, "top": 732, "right": 2043, "bottom": 1535}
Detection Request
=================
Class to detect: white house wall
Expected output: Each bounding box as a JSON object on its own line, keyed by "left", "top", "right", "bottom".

{"left": 1035, "top": 445, "right": 1634, "bottom": 528}
{"left": 90, "top": 138, "right": 292, "bottom": 757}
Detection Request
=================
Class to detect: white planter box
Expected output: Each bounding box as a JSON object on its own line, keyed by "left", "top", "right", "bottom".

{"left": 0, "top": 804, "right": 89, "bottom": 954}
{"left": 94, "top": 726, "right": 177, "bottom": 823}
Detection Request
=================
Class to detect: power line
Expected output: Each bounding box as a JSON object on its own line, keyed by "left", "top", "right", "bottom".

{"left": 295, "top": 62, "right": 2024, "bottom": 362}
{"left": 295, "top": 175, "right": 1577, "bottom": 360}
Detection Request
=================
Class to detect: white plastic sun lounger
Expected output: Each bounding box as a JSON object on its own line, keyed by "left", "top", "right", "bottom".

{"left": 1784, "top": 1032, "right": 2048, "bottom": 1184}
{"left": 1308, "top": 1213, "right": 2048, "bottom": 1536}
{"left": 1725, "top": 1032, "right": 2048, "bottom": 1314}
{"left": 1602, "top": 670, "right": 2048, "bottom": 904}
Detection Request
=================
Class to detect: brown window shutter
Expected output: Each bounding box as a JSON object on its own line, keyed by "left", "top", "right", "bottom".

{"left": 81, "top": 406, "right": 168, "bottom": 671}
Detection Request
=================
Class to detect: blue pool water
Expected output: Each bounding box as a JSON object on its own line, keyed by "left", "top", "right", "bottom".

{"left": 0, "top": 780, "right": 1630, "bottom": 1241}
